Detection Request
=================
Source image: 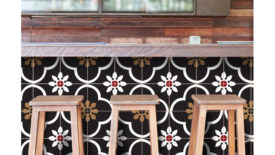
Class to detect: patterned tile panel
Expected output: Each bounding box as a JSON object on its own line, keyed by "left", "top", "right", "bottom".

{"left": 21, "top": 57, "right": 254, "bottom": 155}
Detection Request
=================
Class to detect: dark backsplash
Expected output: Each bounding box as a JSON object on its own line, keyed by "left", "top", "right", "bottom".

{"left": 21, "top": 57, "right": 253, "bottom": 155}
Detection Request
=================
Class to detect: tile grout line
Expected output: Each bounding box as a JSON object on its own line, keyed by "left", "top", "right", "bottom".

{"left": 168, "top": 57, "right": 171, "bottom": 155}
{"left": 141, "top": 57, "right": 143, "bottom": 155}
{"left": 21, "top": 57, "right": 254, "bottom": 155}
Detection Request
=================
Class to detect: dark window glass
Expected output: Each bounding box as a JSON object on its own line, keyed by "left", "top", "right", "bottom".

{"left": 102, "top": 0, "right": 193, "bottom": 12}
{"left": 22, "top": 0, "right": 98, "bottom": 12}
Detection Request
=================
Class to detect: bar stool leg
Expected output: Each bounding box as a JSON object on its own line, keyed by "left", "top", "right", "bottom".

{"left": 77, "top": 106, "right": 85, "bottom": 155}
{"left": 28, "top": 108, "right": 40, "bottom": 155}
{"left": 108, "top": 105, "right": 120, "bottom": 155}
{"left": 194, "top": 105, "right": 207, "bottom": 155}
{"left": 36, "top": 111, "right": 46, "bottom": 155}
{"left": 188, "top": 103, "right": 200, "bottom": 155}
{"left": 228, "top": 110, "right": 236, "bottom": 155}
{"left": 149, "top": 105, "right": 159, "bottom": 155}
{"left": 236, "top": 105, "right": 246, "bottom": 155}
{"left": 71, "top": 106, "right": 80, "bottom": 155}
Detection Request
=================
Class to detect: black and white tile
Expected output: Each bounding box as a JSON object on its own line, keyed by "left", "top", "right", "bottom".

{"left": 21, "top": 57, "right": 254, "bottom": 155}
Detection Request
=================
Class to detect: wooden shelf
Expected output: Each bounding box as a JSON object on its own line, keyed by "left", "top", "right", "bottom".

{"left": 21, "top": 43, "right": 253, "bottom": 57}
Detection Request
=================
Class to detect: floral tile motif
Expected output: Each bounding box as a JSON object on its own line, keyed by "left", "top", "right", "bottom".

{"left": 21, "top": 57, "right": 34, "bottom": 83}
{"left": 21, "top": 57, "right": 253, "bottom": 155}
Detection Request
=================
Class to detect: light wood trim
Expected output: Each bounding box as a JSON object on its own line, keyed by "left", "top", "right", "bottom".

{"left": 108, "top": 106, "right": 120, "bottom": 155}
{"left": 29, "top": 104, "right": 84, "bottom": 155}
{"left": 28, "top": 108, "right": 39, "bottom": 155}
{"left": 32, "top": 105, "right": 75, "bottom": 111}
{"left": 228, "top": 110, "right": 236, "bottom": 155}
{"left": 35, "top": 111, "right": 45, "bottom": 155}
{"left": 112, "top": 104, "right": 156, "bottom": 111}
{"left": 236, "top": 105, "right": 246, "bottom": 155}
{"left": 188, "top": 102, "right": 199, "bottom": 155}
{"left": 200, "top": 104, "right": 245, "bottom": 110}
{"left": 77, "top": 106, "right": 85, "bottom": 155}
{"left": 70, "top": 106, "right": 81, "bottom": 155}
{"left": 192, "top": 94, "right": 246, "bottom": 105}
{"left": 110, "top": 95, "right": 159, "bottom": 105}
{"left": 148, "top": 105, "right": 159, "bottom": 155}
{"left": 30, "top": 95, "right": 84, "bottom": 106}
{"left": 194, "top": 105, "right": 207, "bottom": 155}
{"left": 21, "top": 44, "right": 253, "bottom": 57}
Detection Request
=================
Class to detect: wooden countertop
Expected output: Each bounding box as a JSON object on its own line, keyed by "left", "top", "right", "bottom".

{"left": 21, "top": 43, "right": 253, "bottom": 57}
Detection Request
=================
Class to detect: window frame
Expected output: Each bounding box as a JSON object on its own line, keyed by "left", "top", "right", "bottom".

{"left": 21, "top": 0, "right": 196, "bottom": 16}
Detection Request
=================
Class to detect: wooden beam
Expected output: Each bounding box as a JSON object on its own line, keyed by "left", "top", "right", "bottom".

{"left": 21, "top": 44, "right": 253, "bottom": 57}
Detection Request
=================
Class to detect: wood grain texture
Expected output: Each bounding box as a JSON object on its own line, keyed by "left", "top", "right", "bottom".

{"left": 214, "top": 17, "right": 253, "bottom": 28}
{"left": 236, "top": 105, "right": 246, "bottom": 155}
{"left": 21, "top": 0, "right": 254, "bottom": 56}
{"left": 70, "top": 106, "right": 81, "bottom": 155}
{"left": 102, "top": 17, "right": 214, "bottom": 28}
{"left": 35, "top": 111, "right": 45, "bottom": 155}
{"left": 21, "top": 44, "right": 253, "bottom": 57}
{"left": 108, "top": 106, "right": 119, "bottom": 155}
{"left": 228, "top": 110, "right": 236, "bottom": 155}
{"left": 191, "top": 95, "right": 246, "bottom": 104}
{"left": 110, "top": 95, "right": 159, "bottom": 104}
{"left": 148, "top": 105, "right": 159, "bottom": 155}
{"left": 189, "top": 95, "right": 247, "bottom": 155}
{"left": 32, "top": 17, "right": 102, "bottom": 28}
{"left": 229, "top": 9, "right": 253, "bottom": 16}
{"left": 77, "top": 106, "right": 85, "bottom": 155}
{"left": 188, "top": 103, "right": 199, "bottom": 155}
{"left": 28, "top": 108, "right": 39, "bottom": 155}
{"left": 30, "top": 95, "right": 84, "bottom": 106}
{"left": 193, "top": 105, "right": 207, "bottom": 155}
{"left": 22, "top": 16, "right": 32, "bottom": 28}
{"left": 231, "top": 0, "right": 253, "bottom": 9}
{"left": 165, "top": 28, "right": 253, "bottom": 37}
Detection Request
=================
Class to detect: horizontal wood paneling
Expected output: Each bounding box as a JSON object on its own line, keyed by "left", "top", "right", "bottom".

{"left": 213, "top": 17, "right": 253, "bottom": 27}
{"left": 22, "top": 16, "right": 32, "bottom": 28}
{"left": 165, "top": 28, "right": 253, "bottom": 37}
{"left": 21, "top": 0, "right": 253, "bottom": 44}
{"left": 229, "top": 9, "right": 253, "bottom": 16}
{"left": 102, "top": 18, "right": 214, "bottom": 28}
{"left": 32, "top": 17, "right": 102, "bottom": 28}
{"left": 231, "top": 0, "right": 253, "bottom": 9}
{"left": 102, "top": 28, "right": 166, "bottom": 37}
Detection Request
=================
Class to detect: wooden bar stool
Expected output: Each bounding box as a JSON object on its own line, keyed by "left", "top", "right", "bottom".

{"left": 109, "top": 95, "right": 160, "bottom": 155}
{"left": 188, "top": 95, "right": 246, "bottom": 155}
{"left": 28, "top": 95, "right": 84, "bottom": 155}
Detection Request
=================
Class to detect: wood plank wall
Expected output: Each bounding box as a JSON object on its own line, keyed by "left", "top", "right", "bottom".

{"left": 21, "top": 0, "right": 253, "bottom": 44}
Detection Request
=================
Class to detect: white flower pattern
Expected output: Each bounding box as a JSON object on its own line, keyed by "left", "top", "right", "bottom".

{"left": 159, "top": 126, "right": 181, "bottom": 150}
{"left": 103, "top": 130, "right": 127, "bottom": 147}
{"left": 48, "top": 72, "right": 72, "bottom": 96}
{"left": 48, "top": 126, "right": 72, "bottom": 150}
{"left": 212, "top": 126, "right": 228, "bottom": 151}
{"left": 103, "top": 72, "right": 126, "bottom": 95}
{"left": 157, "top": 72, "right": 181, "bottom": 96}
{"left": 212, "top": 72, "right": 236, "bottom": 95}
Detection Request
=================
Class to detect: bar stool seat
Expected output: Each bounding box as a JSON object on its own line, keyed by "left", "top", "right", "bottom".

{"left": 188, "top": 95, "right": 246, "bottom": 155}
{"left": 28, "top": 95, "right": 84, "bottom": 155}
{"left": 108, "top": 95, "right": 160, "bottom": 155}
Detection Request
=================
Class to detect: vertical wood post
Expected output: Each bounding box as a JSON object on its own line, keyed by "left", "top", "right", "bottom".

{"left": 149, "top": 105, "right": 159, "bottom": 155}
{"left": 108, "top": 106, "right": 120, "bottom": 155}
{"left": 228, "top": 110, "right": 236, "bottom": 155}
